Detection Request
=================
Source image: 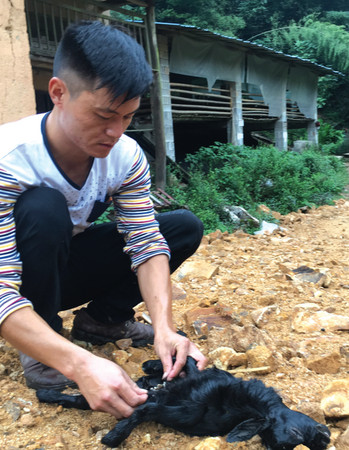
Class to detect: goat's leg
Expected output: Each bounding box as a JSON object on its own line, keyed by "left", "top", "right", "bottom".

{"left": 102, "top": 404, "right": 152, "bottom": 447}
{"left": 103, "top": 401, "right": 207, "bottom": 447}
{"left": 141, "top": 357, "right": 199, "bottom": 379}
{"left": 102, "top": 403, "right": 189, "bottom": 447}
{"left": 36, "top": 389, "right": 90, "bottom": 410}
{"left": 184, "top": 356, "right": 200, "bottom": 376}
{"left": 141, "top": 359, "right": 164, "bottom": 375}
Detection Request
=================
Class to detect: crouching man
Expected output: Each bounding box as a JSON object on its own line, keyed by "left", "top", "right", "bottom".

{"left": 0, "top": 20, "right": 207, "bottom": 418}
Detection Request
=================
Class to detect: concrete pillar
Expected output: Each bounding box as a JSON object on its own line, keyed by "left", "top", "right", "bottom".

{"left": 227, "top": 82, "right": 244, "bottom": 146}
{"left": 0, "top": 0, "right": 36, "bottom": 124}
{"left": 307, "top": 120, "right": 319, "bottom": 145}
{"left": 274, "top": 112, "right": 288, "bottom": 150}
{"left": 157, "top": 34, "right": 176, "bottom": 161}
{"left": 307, "top": 79, "right": 319, "bottom": 145}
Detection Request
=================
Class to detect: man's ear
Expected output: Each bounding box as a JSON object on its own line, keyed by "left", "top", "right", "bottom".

{"left": 48, "top": 77, "right": 68, "bottom": 107}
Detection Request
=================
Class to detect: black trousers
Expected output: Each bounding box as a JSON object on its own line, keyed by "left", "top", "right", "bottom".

{"left": 14, "top": 187, "right": 203, "bottom": 332}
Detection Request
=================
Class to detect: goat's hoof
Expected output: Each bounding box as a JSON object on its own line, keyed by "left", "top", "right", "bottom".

{"left": 101, "top": 429, "right": 124, "bottom": 448}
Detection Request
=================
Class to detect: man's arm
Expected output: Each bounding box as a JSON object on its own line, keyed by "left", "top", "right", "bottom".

{"left": 0, "top": 307, "right": 148, "bottom": 417}
{"left": 0, "top": 166, "right": 146, "bottom": 418}
{"left": 114, "top": 148, "right": 207, "bottom": 377}
{"left": 137, "top": 254, "right": 208, "bottom": 380}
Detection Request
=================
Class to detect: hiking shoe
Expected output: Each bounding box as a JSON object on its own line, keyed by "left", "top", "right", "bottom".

{"left": 19, "top": 352, "right": 76, "bottom": 390}
{"left": 71, "top": 307, "right": 154, "bottom": 347}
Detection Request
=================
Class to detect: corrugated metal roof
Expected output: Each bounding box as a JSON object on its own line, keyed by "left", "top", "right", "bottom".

{"left": 156, "top": 22, "right": 342, "bottom": 77}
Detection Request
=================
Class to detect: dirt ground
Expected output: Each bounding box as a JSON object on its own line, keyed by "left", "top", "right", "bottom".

{"left": 2, "top": 195, "right": 349, "bottom": 449}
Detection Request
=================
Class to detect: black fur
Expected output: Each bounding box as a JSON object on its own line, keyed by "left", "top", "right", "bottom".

{"left": 36, "top": 357, "right": 331, "bottom": 449}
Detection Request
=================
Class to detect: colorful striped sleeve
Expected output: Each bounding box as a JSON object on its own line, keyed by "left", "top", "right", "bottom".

{"left": 0, "top": 168, "right": 33, "bottom": 327}
{"left": 112, "top": 146, "right": 170, "bottom": 271}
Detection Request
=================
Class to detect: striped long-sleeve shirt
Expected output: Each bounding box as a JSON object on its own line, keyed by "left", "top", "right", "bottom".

{"left": 0, "top": 113, "right": 170, "bottom": 325}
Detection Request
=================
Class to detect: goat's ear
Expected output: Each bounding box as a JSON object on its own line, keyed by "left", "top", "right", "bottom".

{"left": 226, "top": 418, "right": 268, "bottom": 442}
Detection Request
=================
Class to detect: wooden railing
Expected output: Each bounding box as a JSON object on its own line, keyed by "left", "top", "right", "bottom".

{"left": 25, "top": 0, "right": 147, "bottom": 58}
{"left": 242, "top": 92, "right": 271, "bottom": 119}
{"left": 170, "top": 83, "right": 231, "bottom": 118}
{"left": 287, "top": 100, "right": 307, "bottom": 121}
{"left": 169, "top": 82, "right": 307, "bottom": 122}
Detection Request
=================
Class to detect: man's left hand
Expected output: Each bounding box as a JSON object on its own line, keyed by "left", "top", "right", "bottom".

{"left": 154, "top": 329, "right": 208, "bottom": 381}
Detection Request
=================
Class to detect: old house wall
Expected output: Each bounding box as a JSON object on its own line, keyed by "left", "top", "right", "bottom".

{"left": 0, "top": 0, "right": 36, "bottom": 125}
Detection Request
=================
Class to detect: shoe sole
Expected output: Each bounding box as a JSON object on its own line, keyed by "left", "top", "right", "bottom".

{"left": 71, "top": 328, "right": 154, "bottom": 347}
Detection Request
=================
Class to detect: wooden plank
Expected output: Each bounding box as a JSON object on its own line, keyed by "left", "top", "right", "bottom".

{"left": 170, "top": 88, "right": 230, "bottom": 101}
{"left": 242, "top": 92, "right": 263, "bottom": 97}
{"left": 145, "top": 5, "right": 166, "bottom": 190}
{"left": 172, "top": 110, "right": 231, "bottom": 116}
{"left": 151, "top": 192, "right": 172, "bottom": 206}
{"left": 149, "top": 193, "right": 167, "bottom": 207}
{"left": 156, "top": 188, "right": 177, "bottom": 201}
{"left": 171, "top": 82, "right": 230, "bottom": 94}
{"left": 243, "top": 109, "right": 269, "bottom": 113}
{"left": 172, "top": 103, "right": 231, "bottom": 112}
{"left": 172, "top": 101, "right": 230, "bottom": 110}
{"left": 243, "top": 98, "right": 266, "bottom": 104}
{"left": 171, "top": 95, "right": 230, "bottom": 106}
{"left": 243, "top": 111, "right": 269, "bottom": 115}
{"left": 242, "top": 109, "right": 269, "bottom": 114}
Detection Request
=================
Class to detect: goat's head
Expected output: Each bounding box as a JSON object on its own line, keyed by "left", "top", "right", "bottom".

{"left": 260, "top": 409, "right": 330, "bottom": 450}
{"left": 225, "top": 409, "right": 330, "bottom": 450}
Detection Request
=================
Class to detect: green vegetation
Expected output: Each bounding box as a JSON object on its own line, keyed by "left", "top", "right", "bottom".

{"left": 254, "top": 17, "right": 349, "bottom": 73}
{"left": 95, "top": 205, "right": 115, "bottom": 225}
{"left": 95, "top": 142, "right": 349, "bottom": 234}
{"left": 317, "top": 119, "right": 346, "bottom": 155}
{"left": 155, "top": 1, "right": 348, "bottom": 43}
{"left": 155, "top": 0, "right": 245, "bottom": 37}
{"left": 166, "top": 143, "right": 348, "bottom": 234}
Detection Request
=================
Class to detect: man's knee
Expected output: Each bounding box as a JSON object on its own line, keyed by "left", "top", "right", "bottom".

{"left": 14, "top": 187, "right": 72, "bottom": 245}
{"left": 176, "top": 209, "right": 204, "bottom": 247}
{"left": 158, "top": 209, "right": 204, "bottom": 251}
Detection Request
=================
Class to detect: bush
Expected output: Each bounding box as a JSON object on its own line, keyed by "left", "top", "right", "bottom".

{"left": 318, "top": 119, "right": 346, "bottom": 155}
{"left": 166, "top": 143, "right": 348, "bottom": 233}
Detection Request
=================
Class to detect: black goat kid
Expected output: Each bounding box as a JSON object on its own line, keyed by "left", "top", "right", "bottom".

{"left": 36, "top": 357, "right": 331, "bottom": 449}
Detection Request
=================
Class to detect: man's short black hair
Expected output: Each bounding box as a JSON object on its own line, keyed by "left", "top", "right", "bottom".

{"left": 53, "top": 20, "right": 153, "bottom": 101}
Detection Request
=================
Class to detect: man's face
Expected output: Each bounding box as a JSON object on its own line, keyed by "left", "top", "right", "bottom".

{"left": 57, "top": 86, "right": 140, "bottom": 158}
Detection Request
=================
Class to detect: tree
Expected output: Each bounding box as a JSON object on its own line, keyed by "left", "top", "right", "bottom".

{"left": 155, "top": 0, "right": 245, "bottom": 37}
{"left": 324, "top": 11, "right": 349, "bottom": 31}
{"left": 236, "top": 0, "right": 349, "bottom": 40}
{"left": 155, "top": 0, "right": 349, "bottom": 41}
{"left": 254, "top": 17, "right": 349, "bottom": 73}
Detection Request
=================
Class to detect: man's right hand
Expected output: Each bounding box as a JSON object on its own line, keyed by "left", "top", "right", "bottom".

{"left": 74, "top": 353, "right": 148, "bottom": 418}
{"left": 0, "top": 307, "right": 147, "bottom": 419}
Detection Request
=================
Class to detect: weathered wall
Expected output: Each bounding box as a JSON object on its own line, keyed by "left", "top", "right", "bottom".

{"left": 0, "top": 0, "right": 36, "bottom": 125}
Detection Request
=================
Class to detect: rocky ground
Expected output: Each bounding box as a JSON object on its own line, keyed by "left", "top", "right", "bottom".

{"left": 3, "top": 198, "right": 349, "bottom": 449}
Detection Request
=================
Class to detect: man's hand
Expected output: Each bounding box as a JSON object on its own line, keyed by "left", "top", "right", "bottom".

{"left": 1, "top": 308, "right": 147, "bottom": 419}
{"left": 154, "top": 329, "right": 208, "bottom": 381}
{"left": 75, "top": 353, "right": 148, "bottom": 418}
{"left": 137, "top": 255, "right": 208, "bottom": 381}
